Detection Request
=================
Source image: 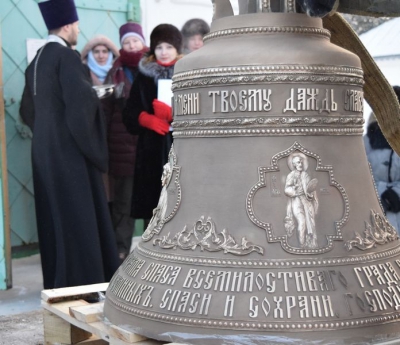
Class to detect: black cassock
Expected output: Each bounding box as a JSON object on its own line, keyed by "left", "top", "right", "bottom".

{"left": 20, "top": 41, "right": 119, "bottom": 289}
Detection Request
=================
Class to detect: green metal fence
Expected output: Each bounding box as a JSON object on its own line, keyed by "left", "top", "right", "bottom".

{"left": 0, "top": 0, "right": 140, "bottom": 289}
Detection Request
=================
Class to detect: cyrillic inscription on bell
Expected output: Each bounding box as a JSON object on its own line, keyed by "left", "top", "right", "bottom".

{"left": 105, "top": 1, "right": 400, "bottom": 344}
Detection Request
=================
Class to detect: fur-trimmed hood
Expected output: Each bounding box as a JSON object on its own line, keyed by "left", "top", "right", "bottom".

{"left": 181, "top": 18, "right": 210, "bottom": 54}
{"left": 81, "top": 35, "right": 120, "bottom": 63}
{"left": 181, "top": 18, "right": 210, "bottom": 38}
{"left": 138, "top": 53, "right": 183, "bottom": 83}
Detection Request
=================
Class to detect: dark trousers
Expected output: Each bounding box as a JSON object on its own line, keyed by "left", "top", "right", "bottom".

{"left": 111, "top": 176, "right": 135, "bottom": 255}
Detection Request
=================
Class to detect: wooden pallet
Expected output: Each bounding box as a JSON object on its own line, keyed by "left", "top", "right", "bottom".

{"left": 41, "top": 283, "right": 185, "bottom": 345}
{"left": 42, "top": 283, "right": 400, "bottom": 345}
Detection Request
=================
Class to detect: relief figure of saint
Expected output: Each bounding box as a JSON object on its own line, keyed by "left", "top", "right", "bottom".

{"left": 142, "top": 163, "right": 173, "bottom": 241}
{"left": 284, "top": 153, "right": 319, "bottom": 249}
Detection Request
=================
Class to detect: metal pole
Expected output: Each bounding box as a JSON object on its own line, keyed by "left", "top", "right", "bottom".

{"left": 0, "top": 25, "right": 12, "bottom": 289}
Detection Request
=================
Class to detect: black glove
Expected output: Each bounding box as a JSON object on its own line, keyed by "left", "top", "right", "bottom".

{"left": 381, "top": 187, "right": 400, "bottom": 213}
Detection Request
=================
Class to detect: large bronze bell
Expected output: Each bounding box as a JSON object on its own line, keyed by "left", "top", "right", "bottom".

{"left": 104, "top": 1, "right": 400, "bottom": 344}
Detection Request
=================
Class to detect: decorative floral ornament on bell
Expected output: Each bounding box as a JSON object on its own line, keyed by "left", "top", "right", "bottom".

{"left": 104, "top": 1, "right": 400, "bottom": 344}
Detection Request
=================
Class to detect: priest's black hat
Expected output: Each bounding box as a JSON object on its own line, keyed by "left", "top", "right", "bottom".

{"left": 38, "top": 0, "right": 79, "bottom": 30}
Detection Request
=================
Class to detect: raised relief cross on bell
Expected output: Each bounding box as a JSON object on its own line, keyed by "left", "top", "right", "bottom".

{"left": 104, "top": 1, "right": 400, "bottom": 344}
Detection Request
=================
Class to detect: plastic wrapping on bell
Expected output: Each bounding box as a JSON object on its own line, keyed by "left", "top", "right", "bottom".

{"left": 104, "top": 1, "right": 400, "bottom": 344}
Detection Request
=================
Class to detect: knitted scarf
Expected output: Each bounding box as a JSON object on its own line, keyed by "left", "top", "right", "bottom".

{"left": 111, "top": 48, "right": 148, "bottom": 98}
{"left": 87, "top": 50, "right": 113, "bottom": 83}
{"left": 119, "top": 48, "right": 148, "bottom": 68}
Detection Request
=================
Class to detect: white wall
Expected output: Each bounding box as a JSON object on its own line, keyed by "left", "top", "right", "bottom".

{"left": 140, "top": 0, "right": 213, "bottom": 44}
{"left": 139, "top": 0, "right": 240, "bottom": 43}
{"left": 374, "top": 58, "right": 400, "bottom": 87}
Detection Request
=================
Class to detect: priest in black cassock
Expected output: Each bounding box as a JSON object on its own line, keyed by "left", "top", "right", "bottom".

{"left": 19, "top": 0, "right": 119, "bottom": 289}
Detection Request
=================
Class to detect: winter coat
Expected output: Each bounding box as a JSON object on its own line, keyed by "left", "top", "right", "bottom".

{"left": 81, "top": 35, "right": 119, "bottom": 86}
{"left": 103, "top": 57, "right": 140, "bottom": 176}
{"left": 364, "top": 122, "right": 400, "bottom": 233}
{"left": 20, "top": 38, "right": 119, "bottom": 289}
{"left": 123, "top": 54, "right": 178, "bottom": 219}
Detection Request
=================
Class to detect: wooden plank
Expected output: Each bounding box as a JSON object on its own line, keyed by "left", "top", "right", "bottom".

{"left": 42, "top": 285, "right": 186, "bottom": 345}
{"left": 43, "top": 309, "right": 91, "bottom": 344}
{"left": 42, "top": 300, "right": 112, "bottom": 342}
{"left": 109, "top": 339, "right": 163, "bottom": 345}
{"left": 42, "top": 283, "right": 109, "bottom": 303}
{"left": 69, "top": 302, "right": 104, "bottom": 323}
{"left": 109, "top": 325, "right": 146, "bottom": 343}
{"left": 78, "top": 335, "right": 108, "bottom": 344}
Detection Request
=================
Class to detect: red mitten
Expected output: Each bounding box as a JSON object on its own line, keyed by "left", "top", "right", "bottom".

{"left": 152, "top": 99, "right": 172, "bottom": 122}
{"left": 138, "top": 111, "right": 169, "bottom": 135}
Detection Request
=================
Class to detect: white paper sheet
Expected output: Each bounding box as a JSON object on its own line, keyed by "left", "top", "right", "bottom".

{"left": 157, "top": 79, "right": 173, "bottom": 106}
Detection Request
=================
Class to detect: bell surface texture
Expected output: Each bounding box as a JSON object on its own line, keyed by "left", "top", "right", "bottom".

{"left": 104, "top": 4, "right": 400, "bottom": 345}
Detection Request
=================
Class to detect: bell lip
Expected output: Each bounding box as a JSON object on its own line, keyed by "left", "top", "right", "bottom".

{"left": 104, "top": 295, "right": 400, "bottom": 345}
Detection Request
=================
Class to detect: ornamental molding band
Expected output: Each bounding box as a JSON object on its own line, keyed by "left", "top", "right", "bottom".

{"left": 152, "top": 216, "right": 264, "bottom": 256}
{"left": 172, "top": 75, "right": 364, "bottom": 91}
{"left": 172, "top": 65, "right": 364, "bottom": 91}
{"left": 173, "top": 65, "right": 364, "bottom": 82}
{"left": 172, "top": 116, "right": 364, "bottom": 129}
{"left": 135, "top": 241, "right": 400, "bottom": 268}
{"left": 203, "top": 26, "right": 332, "bottom": 42}
{"left": 142, "top": 146, "right": 181, "bottom": 242}
{"left": 345, "top": 210, "right": 398, "bottom": 251}
{"left": 173, "top": 127, "right": 364, "bottom": 138}
{"left": 247, "top": 142, "right": 348, "bottom": 254}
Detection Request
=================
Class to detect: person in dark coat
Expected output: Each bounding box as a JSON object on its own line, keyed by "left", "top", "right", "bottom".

{"left": 364, "top": 86, "right": 400, "bottom": 233}
{"left": 19, "top": 0, "right": 119, "bottom": 289}
{"left": 103, "top": 23, "right": 148, "bottom": 261}
{"left": 81, "top": 35, "right": 120, "bottom": 202}
{"left": 123, "top": 24, "right": 183, "bottom": 224}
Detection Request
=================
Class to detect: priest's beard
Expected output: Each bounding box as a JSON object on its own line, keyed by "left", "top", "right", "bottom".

{"left": 68, "top": 31, "right": 78, "bottom": 46}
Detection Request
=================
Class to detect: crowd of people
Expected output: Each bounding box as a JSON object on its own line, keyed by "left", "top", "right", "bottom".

{"left": 19, "top": 0, "right": 209, "bottom": 289}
